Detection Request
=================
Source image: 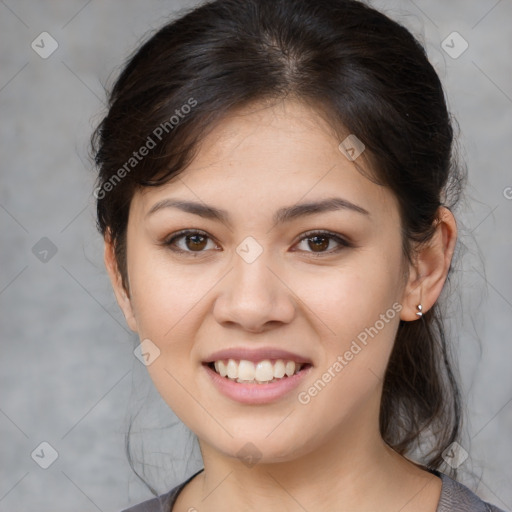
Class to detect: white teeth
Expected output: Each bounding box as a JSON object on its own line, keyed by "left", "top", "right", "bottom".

{"left": 218, "top": 360, "right": 227, "bottom": 377}
{"left": 211, "top": 358, "right": 304, "bottom": 383}
{"left": 254, "top": 360, "right": 274, "bottom": 382}
{"left": 274, "top": 360, "right": 286, "bottom": 378}
{"left": 226, "top": 359, "right": 238, "bottom": 379}
{"left": 238, "top": 360, "right": 255, "bottom": 381}
{"left": 285, "top": 361, "right": 296, "bottom": 376}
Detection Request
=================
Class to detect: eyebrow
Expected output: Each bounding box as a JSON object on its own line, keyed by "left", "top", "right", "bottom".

{"left": 146, "top": 196, "right": 370, "bottom": 225}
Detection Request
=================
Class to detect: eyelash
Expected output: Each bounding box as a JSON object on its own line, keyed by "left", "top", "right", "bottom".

{"left": 162, "top": 229, "right": 353, "bottom": 257}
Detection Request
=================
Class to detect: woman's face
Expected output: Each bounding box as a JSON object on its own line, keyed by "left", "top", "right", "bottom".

{"left": 112, "top": 99, "right": 415, "bottom": 464}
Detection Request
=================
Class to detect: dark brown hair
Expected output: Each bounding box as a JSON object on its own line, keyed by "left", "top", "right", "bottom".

{"left": 91, "top": 0, "right": 466, "bottom": 489}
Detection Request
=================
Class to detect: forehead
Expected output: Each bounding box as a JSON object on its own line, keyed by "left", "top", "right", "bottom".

{"left": 134, "top": 99, "right": 400, "bottom": 225}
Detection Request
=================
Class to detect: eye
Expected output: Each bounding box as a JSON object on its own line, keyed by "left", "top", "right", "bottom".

{"left": 163, "top": 229, "right": 219, "bottom": 255}
{"left": 293, "top": 230, "right": 352, "bottom": 255}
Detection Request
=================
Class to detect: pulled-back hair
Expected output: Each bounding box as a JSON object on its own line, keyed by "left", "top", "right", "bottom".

{"left": 91, "top": 0, "right": 466, "bottom": 488}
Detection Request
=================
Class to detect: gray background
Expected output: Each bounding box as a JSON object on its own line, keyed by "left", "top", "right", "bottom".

{"left": 1, "top": 1, "right": 511, "bottom": 511}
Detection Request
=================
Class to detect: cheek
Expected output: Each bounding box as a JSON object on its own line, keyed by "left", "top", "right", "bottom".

{"left": 127, "top": 248, "right": 206, "bottom": 340}
{"left": 126, "top": 256, "right": 211, "bottom": 428}
{"left": 291, "top": 252, "right": 402, "bottom": 407}
{"left": 295, "top": 251, "right": 402, "bottom": 343}
{"left": 290, "top": 266, "right": 401, "bottom": 443}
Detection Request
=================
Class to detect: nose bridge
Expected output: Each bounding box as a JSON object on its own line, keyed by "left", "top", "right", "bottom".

{"left": 213, "top": 237, "right": 295, "bottom": 331}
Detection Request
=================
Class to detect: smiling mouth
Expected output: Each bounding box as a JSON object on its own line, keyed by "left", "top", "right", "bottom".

{"left": 205, "top": 359, "right": 312, "bottom": 384}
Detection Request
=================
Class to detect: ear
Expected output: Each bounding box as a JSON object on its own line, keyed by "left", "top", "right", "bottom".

{"left": 103, "top": 231, "right": 138, "bottom": 332}
{"left": 400, "top": 206, "right": 457, "bottom": 321}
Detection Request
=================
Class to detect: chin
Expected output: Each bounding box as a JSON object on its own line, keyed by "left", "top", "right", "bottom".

{"left": 199, "top": 424, "right": 317, "bottom": 466}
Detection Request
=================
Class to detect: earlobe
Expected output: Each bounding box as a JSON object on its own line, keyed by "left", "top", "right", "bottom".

{"left": 399, "top": 206, "right": 457, "bottom": 322}
{"left": 103, "top": 232, "right": 138, "bottom": 332}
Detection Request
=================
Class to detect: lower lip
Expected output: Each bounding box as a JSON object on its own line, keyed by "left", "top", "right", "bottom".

{"left": 203, "top": 363, "right": 312, "bottom": 405}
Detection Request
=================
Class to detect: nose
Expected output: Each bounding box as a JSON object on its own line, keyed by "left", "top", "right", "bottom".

{"left": 212, "top": 248, "right": 296, "bottom": 333}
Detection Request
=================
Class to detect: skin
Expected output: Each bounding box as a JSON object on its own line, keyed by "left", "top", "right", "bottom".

{"left": 105, "top": 99, "right": 457, "bottom": 511}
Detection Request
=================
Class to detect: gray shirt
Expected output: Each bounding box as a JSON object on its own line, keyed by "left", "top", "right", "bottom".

{"left": 121, "top": 468, "right": 507, "bottom": 511}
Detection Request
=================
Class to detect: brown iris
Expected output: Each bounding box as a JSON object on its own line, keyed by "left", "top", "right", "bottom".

{"left": 307, "top": 235, "right": 329, "bottom": 252}
{"left": 185, "top": 234, "right": 208, "bottom": 251}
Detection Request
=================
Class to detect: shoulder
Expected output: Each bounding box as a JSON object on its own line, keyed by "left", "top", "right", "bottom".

{"left": 119, "top": 469, "right": 204, "bottom": 512}
{"left": 119, "top": 488, "right": 177, "bottom": 512}
{"left": 436, "top": 471, "right": 507, "bottom": 512}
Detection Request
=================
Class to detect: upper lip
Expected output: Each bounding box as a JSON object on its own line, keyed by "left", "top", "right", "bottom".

{"left": 203, "top": 347, "right": 313, "bottom": 365}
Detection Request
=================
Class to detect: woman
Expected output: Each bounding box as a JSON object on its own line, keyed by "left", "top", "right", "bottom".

{"left": 91, "top": 0, "right": 506, "bottom": 510}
